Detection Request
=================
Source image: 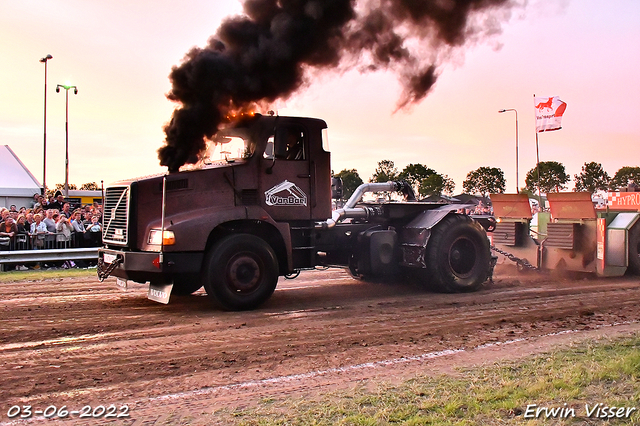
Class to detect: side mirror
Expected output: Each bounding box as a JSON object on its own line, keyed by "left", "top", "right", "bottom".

{"left": 55, "top": 87, "right": 60, "bottom": 93}
{"left": 273, "top": 129, "right": 289, "bottom": 159}
{"left": 74, "top": 88, "right": 78, "bottom": 95}
{"left": 331, "top": 177, "right": 343, "bottom": 200}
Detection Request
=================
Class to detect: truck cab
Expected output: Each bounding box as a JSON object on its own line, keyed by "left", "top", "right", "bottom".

{"left": 100, "top": 115, "right": 330, "bottom": 305}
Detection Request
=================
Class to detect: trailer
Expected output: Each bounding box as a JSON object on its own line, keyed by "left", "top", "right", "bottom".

{"left": 490, "top": 191, "right": 640, "bottom": 276}
{"left": 97, "top": 114, "right": 496, "bottom": 310}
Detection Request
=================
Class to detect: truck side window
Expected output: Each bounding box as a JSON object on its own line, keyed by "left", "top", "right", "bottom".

{"left": 275, "top": 127, "right": 306, "bottom": 161}
{"left": 264, "top": 136, "right": 275, "bottom": 160}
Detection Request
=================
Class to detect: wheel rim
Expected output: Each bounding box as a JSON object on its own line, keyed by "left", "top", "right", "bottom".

{"left": 226, "top": 253, "right": 262, "bottom": 293}
{"left": 448, "top": 236, "right": 477, "bottom": 278}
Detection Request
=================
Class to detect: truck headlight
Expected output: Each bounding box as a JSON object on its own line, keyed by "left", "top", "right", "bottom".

{"left": 148, "top": 229, "right": 175, "bottom": 245}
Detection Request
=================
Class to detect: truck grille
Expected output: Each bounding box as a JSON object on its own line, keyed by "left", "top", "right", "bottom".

{"left": 102, "top": 186, "right": 130, "bottom": 245}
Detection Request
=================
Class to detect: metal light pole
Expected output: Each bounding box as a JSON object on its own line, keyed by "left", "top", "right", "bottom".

{"left": 499, "top": 108, "right": 519, "bottom": 193}
{"left": 40, "top": 54, "right": 53, "bottom": 195}
{"left": 56, "top": 84, "right": 78, "bottom": 198}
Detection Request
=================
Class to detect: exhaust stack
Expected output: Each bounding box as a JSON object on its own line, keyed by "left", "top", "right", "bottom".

{"left": 317, "top": 181, "right": 414, "bottom": 229}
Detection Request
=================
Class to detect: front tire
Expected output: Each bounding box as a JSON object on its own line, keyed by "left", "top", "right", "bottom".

{"left": 203, "top": 234, "right": 279, "bottom": 310}
{"left": 424, "top": 214, "right": 491, "bottom": 293}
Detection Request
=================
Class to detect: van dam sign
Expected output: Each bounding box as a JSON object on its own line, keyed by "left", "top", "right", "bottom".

{"left": 265, "top": 181, "right": 307, "bottom": 207}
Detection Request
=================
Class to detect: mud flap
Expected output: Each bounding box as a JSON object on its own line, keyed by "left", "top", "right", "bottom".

{"left": 148, "top": 283, "right": 173, "bottom": 304}
{"left": 116, "top": 278, "right": 128, "bottom": 290}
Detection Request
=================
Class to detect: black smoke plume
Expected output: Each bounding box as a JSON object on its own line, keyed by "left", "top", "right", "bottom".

{"left": 159, "top": 0, "right": 518, "bottom": 172}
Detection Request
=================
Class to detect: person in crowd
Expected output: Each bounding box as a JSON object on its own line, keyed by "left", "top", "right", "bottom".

{"left": 86, "top": 215, "right": 101, "bottom": 232}
{"left": 0, "top": 216, "right": 17, "bottom": 233}
{"left": 0, "top": 216, "right": 18, "bottom": 251}
{"left": 92, "top": 210, "right": 102, "bottom": 224}
{"left": 9, "top": 205, "right": 18, "bottom": 213}
{"left": 35, "top": 195, "right": 46, "bottom": 210}
{"left": 25, "top": 212, "right": 35, "bottom": 228}
{"left": 61, "top": 202, "right": 72, "bottom": 219}
{"left": 71, "top": 210, "right": 86, "bottom": 247}
{"left": 31, "top": 193, "right": 40, "bottom": 209}
{"left": 0, "top": 208, "right": 9, "bottom": 223}
{"left": 31, "top": 213, "right": 48, "bottom": 249}
{"left": 56, "top": 216, "right": 73, "bottom": 246}
{"left": 83, "top": 210, "right": 93, "bottom": 227}
{"left": 13, "top": 215, "right": 31, "bottom": 266}
{"left": 16, "top": 215, "right": 29, "bottom": 234}
{"left": 49, "top": 192, "right": 65, "bottom": 212}
{"left": 85, "top": 215, "right": 102, "bottom": 247}
{"left": 43, "top": 209, "right": 57, "bottom": 233}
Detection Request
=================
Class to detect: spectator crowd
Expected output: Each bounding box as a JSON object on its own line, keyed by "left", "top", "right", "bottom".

{"left": 0, "top": 192, "right": 103, "bottom": 264}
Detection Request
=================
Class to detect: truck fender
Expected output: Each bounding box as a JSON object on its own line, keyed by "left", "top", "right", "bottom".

{"left": 144, "top": 205, "right": 279, "bottom": 252}
{"left": 400, "top": 204, "right": 475, "bottom": 268}
{"left": 406, "top": 203, "right": 475, "bottom": 230}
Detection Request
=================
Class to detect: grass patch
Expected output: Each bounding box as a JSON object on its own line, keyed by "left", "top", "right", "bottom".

{"left": 0, "top": 267, "right": 96, "bottom": 283}
{"left": 213, "top": 334, "right": 640, "bottom": 425}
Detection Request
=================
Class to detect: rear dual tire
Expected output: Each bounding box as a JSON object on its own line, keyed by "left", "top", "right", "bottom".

{"left": 415, "top": 214, "right": 491, "bottom": 293}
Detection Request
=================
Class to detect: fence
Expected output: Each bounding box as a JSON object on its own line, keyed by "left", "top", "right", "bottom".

{"left": 0, "top": 247, "right": 99, "bottom": 271}
{"left": 0, "top": 231, "right": 102, "bottom": 251}
{"left": 0, "top": 232, "right": 101, "bottom": 272}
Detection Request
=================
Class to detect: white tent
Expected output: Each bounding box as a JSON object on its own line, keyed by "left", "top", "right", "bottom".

{"left": 0, "top": 145, "right": 42, "bottom": 209}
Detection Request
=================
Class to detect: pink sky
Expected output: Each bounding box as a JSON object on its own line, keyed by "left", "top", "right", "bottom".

{"left": 1, "top": 0, "right": 638, "bottom": 194}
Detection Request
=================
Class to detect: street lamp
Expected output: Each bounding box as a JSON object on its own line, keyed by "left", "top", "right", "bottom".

{"left": 498, "top": 108, "right": 519, "bottom": 193}
{"left": 40, "top": 54, "right": 53, "bottom": 195}
{"left": 55, "top": 84, "right": 78, "bottom": 198}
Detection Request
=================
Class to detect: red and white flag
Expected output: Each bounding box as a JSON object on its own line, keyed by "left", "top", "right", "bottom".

{"left": 534, "top": 96, "right": 567, "bottom": 132}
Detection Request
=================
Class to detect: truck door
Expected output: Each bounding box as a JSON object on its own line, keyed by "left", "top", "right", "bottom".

{"left": 260, "top": 124, "right": 312, "bottom": 223}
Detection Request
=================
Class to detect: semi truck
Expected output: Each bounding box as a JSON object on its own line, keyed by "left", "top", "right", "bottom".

{"left": 490, "top": 191, "right": 640, "bottom": 276}
{"left": 98, "top": 114, "right": 496, "bottom": 310}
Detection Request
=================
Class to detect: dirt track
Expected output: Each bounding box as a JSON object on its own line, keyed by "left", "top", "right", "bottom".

{"left": 1, "top": 264, "right": 640, "bottom": 424}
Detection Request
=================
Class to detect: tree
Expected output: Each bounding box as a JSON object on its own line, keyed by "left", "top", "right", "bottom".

{"left": 419, "top": 173, "right": 455, "bottom": 197}
{"left": 609, "top": 166, "right": 640, "bottom": 191}
{"left": 334, "top": 169, "right": 363, "bottom": 199}
{"left": 462, "top": 166, "right": 506, "bottom": 197}
{"left": 370, "top": 160, "right": 399, "bottom": 183}
{"left": 48, "top": 183, "right": 78, "bottom": 196}
{"left": 80, "top": 182, "right": 100, "bottom": 191}
{"left": 398, "top": 163, "right": 436, "bottom": 193}
{"left": 525, "top": 161, "right": 570, "bottom": 194}
{"left": 573, "top": 162, "right": 610, "bottom": 193}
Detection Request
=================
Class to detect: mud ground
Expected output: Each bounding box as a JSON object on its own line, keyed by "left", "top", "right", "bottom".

{"left": 1, "top": 263, "right": 640, "bottom": 425}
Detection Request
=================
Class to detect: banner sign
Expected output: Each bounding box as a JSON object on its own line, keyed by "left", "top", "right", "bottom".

{"left": 534, "top": 96, "right": 567, "bottom": 132}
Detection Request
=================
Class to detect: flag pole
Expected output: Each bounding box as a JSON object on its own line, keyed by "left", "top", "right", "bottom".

{"left": 535, "top": 131, "right": 542, "bottom": 207}
{"left": 534, "top": 94, "right": 542, "bottom": 209}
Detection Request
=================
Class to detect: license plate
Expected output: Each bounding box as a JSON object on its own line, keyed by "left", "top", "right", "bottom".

{"left": 116, "top": 278, "right": 128, "bottom": 290}
{"left": 103, "top": 253, "right": 116, "bottom": 264}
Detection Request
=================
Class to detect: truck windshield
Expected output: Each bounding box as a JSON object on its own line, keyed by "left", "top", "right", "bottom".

{"left": 200, "top": 128, "right": 256, "bottom": 166}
